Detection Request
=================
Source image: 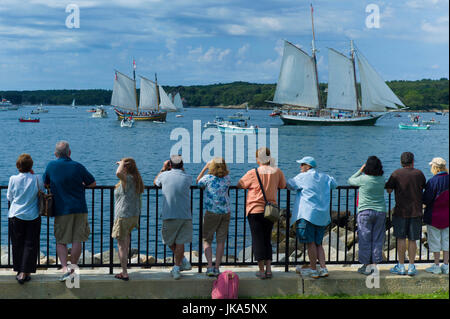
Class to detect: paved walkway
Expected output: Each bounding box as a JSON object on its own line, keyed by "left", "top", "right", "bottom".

{"left": 0, "top": 264, "right": 448, "bottom": 299}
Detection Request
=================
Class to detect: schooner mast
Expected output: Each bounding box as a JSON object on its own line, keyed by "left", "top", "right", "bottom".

{"left": 350, "top": 40, "right": 361, "bottom": 113}
{"left": 310, "top": 3, "right": 322, "bottom": 110}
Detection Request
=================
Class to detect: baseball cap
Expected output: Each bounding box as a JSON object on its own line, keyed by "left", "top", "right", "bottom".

{"left": 429, "top": 157, "right": 446, "bottom": 167}
{"left": 170, "top": 154, "right": 183, "bottom": 165}
{"left": 296, "top": 156, "right": 316, "bottom": 168}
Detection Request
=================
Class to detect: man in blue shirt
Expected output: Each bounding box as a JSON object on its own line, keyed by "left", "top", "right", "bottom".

{"left": 287, "top": 156, "right": 337, "bottom": 279}
{"left": 154, "top": 155, "right": 193, "bottom": 280}
{"left": 43, "top": 141, "right": 96, "bottom": 281}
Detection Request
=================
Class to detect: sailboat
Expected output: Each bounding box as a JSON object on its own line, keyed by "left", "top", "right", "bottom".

{"left": 271, "top": 6, "right": 405, "bottom": 126}
{"left": 111, "top": 60, "right": 173, "bottom": 121}
{"left": 71, "top": 99, "right": 76, "bottom": 108}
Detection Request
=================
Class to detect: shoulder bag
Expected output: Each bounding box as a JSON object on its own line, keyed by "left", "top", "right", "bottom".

{"left": 36, "top": 177, "right": 54, "bottom": 217}
{"left": 254, "top": 168, "right": 280, "bottom": 223}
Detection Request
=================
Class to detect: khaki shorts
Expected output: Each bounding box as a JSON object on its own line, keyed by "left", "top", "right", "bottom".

{"left": 112, "top": 216, "right": 140, "bottom": 241}
{"left": 203, "top": 211, "right": 230, "bottom": 244}
{"left": 162, "top": 219, "right": 192, "bottom": 246}
{"left": 54, "top": 213, "right": 90, "bottom": 245}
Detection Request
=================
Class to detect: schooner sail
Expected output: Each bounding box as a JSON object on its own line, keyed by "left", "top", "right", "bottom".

{"left": 173, "top": 92, "right": 184, "bottom": 111}
{"left": 111, "top": 62, "right": 167, "bottom": 122}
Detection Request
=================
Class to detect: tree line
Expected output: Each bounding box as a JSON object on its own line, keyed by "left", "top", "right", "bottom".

{"left": 1, "top": 78, "right": 448, "bottom": 110}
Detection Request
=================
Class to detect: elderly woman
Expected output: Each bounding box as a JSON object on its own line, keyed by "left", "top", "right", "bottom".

{"left": 7, "top": 154, "right": 43, "bottom": 284}
{"left": 423, "top": 157, "right": 449, "bottom": 275}
{"left": 197, "top": 157, "right": 231, "bottom": 277}
{"left": 237, "top": 147, "right": 286, "bottom": 279}
{"left": 348, "top": 156, "right": 386, "bottom": 276}
{"left": 112, "top": 158, "right": 144, "bottom": 281}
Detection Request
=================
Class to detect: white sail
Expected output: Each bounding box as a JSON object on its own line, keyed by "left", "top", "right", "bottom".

{"left": 71, "top": 99, "right": 75, "bottom": 107}
{"left": 168, "top": 93, "right": 173, "bottom": 102}
{"left": 273, "top": 41, "right": 319, "bottom": 109}
{"left": 159, "top": 85, "right": 177, "bottom": 111}
{"left": 174, "top": 92, "right": 183, "bottom": 111}
{"left": 357, "top": 51, "right": 405, "bottom": 111}
{"left": 111, "top": 71, "right": 137, "bottom": 111}
{"left": 139, "top": 76, "right": 158, "bottom": 110}
{"left": 326, "top": 48, "right": 358, "bottom": 111}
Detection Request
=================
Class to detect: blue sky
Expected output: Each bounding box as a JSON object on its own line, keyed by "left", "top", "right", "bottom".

{"left": 0, "top": 0, "right": 448, "bottom": 90}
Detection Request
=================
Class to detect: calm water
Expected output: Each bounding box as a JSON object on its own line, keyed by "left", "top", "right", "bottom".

{"left": 0, "top": 106, "right": 448, "bottom": 258}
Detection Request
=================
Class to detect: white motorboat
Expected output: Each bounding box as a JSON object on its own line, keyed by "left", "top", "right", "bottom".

{"left": 217, "top": 119, "right": 258, "bottom": 134}
{"left": 92, "top": 107, "right": 108, "bottom": 118}
{"left": 120, "top": 117, "right": 134, "bottom": 127}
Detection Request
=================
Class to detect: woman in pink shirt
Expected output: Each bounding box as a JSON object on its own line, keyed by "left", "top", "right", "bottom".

{"left": 237, "top": 147, "right": 286, "bottom": 279}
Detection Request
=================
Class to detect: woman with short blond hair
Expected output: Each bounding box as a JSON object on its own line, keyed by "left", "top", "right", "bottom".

{"left": 423, "top": 157, "right": 449, "bottom": 275}
{"left": 112, "top": 157, "right": 144, "bottom": 281}
{"left": 7, "top": 154, "right": 43, "bottom": 284}
{"left": 197, "top": 157, "right": 231, "bottom": 277}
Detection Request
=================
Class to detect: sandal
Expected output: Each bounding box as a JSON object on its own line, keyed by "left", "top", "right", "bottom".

{"left": 114, "top": 273, "right": 129, "bottom": 281}
{"left": 265, "top": 271, "right": 273, "bottom": 279}
{"left": 255, "top": 271, "right": 266, "bottom": 280}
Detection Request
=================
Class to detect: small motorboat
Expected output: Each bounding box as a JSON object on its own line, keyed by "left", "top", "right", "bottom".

{"left": 269, "top": 108, "right": 282, "bottom": 117}
{"left": 19, "top": 117, "right": 40, "bottom": 123}
{"left": 120, "top": 117, "right": 134, "bottom": 127}
{"left": 92, "top": 107, "right": 108, "bottom": 118}
{"left": 435, "top": 112, "right": 443, "bottom": 115}
{"left": 217, "top": 119, "right": 258, "bottom": 134}
{"left": 398, "top": 123, "right": 430, "bottom": 130}
{"left": 87, "top": 108, "right": 97, "bottom": 113}
{"left": 422, "top": 119, "right": 440, "bottom": 125}
{"left": 204, "top": 116, "right": 225, "bottom": 128}
{"left": 176, "top": 114, "right": 183, "bottom": 118}
{"left": 228, "top": 112, "right": 250, "bottom": 120}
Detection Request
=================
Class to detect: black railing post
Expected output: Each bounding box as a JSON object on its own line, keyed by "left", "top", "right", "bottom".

{"left": 285, "top": 190, "right": 290, "bottom": 272}
{"left": 198, "top": 188, "right": 203, "bottom": 273}
{"left": 109, "top": 187, "right": 114, "bottom": 275}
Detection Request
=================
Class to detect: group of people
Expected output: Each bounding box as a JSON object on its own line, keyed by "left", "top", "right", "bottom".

{"left": 6, "top": 141, "right": 449, "bottom": 285}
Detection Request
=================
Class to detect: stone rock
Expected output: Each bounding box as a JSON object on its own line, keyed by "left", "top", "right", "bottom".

{"left": 278, "top": 237, "right": 305, "bottom": 257}
{"left": 289, "top": 250, "right": 303, "bottom": 261}
{"left": 383, "top": 230, "right": 397, "bottom": 251}
{"left": 131, "top": 255, "right": 156, "bottom": 265}
{"left": 322, "top": 229, "right": 346, "bottom": 253}
{"left": 1, "top": 254, "right": 10, "bottom": 265}
{"left": 94, "top": 249, "right": 120, "bottom": 264}
{"left": 157, "top": 257, "right": 173, "bottom": 264}
{"left": 237, "top": 246, "right": 253, "bottom": 262}
{"left": 273, "top": 253, "right": 286, "bottom": 263}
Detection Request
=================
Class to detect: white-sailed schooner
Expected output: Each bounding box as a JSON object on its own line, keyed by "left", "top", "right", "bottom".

{"left": 272, "top": 5, "right": 405, "bottom": 126}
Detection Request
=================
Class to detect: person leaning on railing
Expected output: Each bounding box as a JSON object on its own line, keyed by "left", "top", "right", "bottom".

{"left": 423, "top": 157, "right": 449, "bottom": 275}
{"left": 348, "top": 156, "right": 387, "bottom": 276}
{"left": 43, "top": 141, "right": 96, "bottom": 282}
{"left": 153, "top": 155, "right": 193, "bottom": 280}
{"left": 112, "top": 158, "right": 144, "bottom": 281}
{"left": 385, "top": 152, "right": 426, "bottom": 276}
{"left": 237, "top": 147, "right": 286, "bottom": 280}
{"left": 286, "top": 156, "right": 337, "bottom": 279}
{"left": 196, "top": 157, "right": 231, "bottom": 277}
{"left": 7, "top": 154, "right": 44, "bottom": 284}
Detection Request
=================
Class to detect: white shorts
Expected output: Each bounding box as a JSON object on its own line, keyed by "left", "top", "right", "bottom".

{"left": 427, "top": 225, "right": 449, "bottom": 252}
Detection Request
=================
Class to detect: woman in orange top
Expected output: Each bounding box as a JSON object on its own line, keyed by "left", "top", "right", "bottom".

{"left": 237, "top": 147, "right": 286, "bottom": 279}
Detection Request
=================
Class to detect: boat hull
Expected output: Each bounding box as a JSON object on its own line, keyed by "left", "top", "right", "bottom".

{"left": 19, "top": 118, "right": 40, "bottom": 123}
{"left": 398, "top": 124, "right": 430, "bottom": 130}
{"left": 280, "top": 114, "right": 383, "bottom": 126}
{"left": 217, "top": 125, "right": 258, "bottom": 134}
{"left": 114, "top": 108, "right": 167, "bottom": 122}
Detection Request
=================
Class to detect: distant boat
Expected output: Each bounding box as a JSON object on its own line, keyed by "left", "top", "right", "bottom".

{"left": 218, "top": 121, "right": 258, "bottom": 134}
{"left": 422, "top": 119, "right": 440, "bottom": 125}
{"left": 0, "top": 98, "right": 13, "bottom": 111}
{"left": 87, "top": 108, "right": 96, "bottom": 113}
{"left": 120, "top": 117, "right": 134, "bottom": 127}
{"left": 92, "top": 106, "right": 108, "bottom": 118}
{"left": 176, "top": 114, "right": 183, "bottom": 118}
{"left": 174, "top": 92, "right": 184, "bottom": 112}
{"left": 31, "top": 104, "right": 49, "bottom": 114}
{"left": 204, "top": 116, "right": 225, "bottom": 128}
{"left": 19, "top": 117, "right": 40, "bottom": 123}
{"left": 435, "top": 112, "right": 443, "bottom": 115}
{"left": 269, "top": 108, "right": 282, "bottom": 117}
{"left": 71, "top": 99, "right": 77, "bottom": 108}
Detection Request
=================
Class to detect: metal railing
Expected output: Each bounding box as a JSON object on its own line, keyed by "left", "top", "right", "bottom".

{"left": 0, "top": 185, "right": 434, "bottom": 273}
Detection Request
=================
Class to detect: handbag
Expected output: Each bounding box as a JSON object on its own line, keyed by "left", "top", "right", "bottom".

{"left": 254, "top": 168, "right": 280, "bottom": 223}
{"left": 36, "top": 177, "right": 54, "bottom": 217}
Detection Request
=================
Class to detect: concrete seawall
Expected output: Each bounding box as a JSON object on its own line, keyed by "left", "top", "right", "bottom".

{"left": 0, "top": 264, "right": 447, "bottom": 299}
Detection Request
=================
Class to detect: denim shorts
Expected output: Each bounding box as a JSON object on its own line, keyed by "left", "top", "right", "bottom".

{"left": 392, "top": 215, "right": 422, "bottom": 240}
{"left": 296, "top": 219, "right": 326, "bottom": 245}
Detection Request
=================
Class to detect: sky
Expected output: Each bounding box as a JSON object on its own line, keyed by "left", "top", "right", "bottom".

{"left": 0, "top": 0, "right": 448, "bottom": 90}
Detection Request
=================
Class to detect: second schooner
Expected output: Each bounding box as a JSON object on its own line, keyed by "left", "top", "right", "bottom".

{"left": 111, "top": 60, "right": 177, "bottom": 121}
{"left": 270, "top": 5, "right": 405, "bottom": 126}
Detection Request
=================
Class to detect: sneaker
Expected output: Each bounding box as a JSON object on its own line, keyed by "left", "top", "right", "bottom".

{"left": 206, "top": 267, "right": 215, "bottom": 277}
{"left": 407, "top": 264, "right": 417, "bottom": 276}
{"left": 171, "top": 266, "right": 181, "bottom": 280}
{"left": 319, "top": 267, "right": 329, "bottom": 277}
{"left": 301, "top": 268, "right": 320, "bottom": 279}
{"left": 59, "top": 271, "right": 72, "bottom": 282}
{"left": 425, "top": 264, "right": 442, "bottom": 275}
{"left": 295, "top": 265, "right": 303, "bottom": 274}
{"left": 440, "top": 264, "right": 449, "bottom": 275}
{"left": 180, "top": 258, "right": 192, "bottom": 271}
{"left": 358, "top": 265, "right": 374, "bottom": 276}
{"left": 390, "top": 263, "right": 406, "bottom": 275}
{"left": 213, "top": 268, "right": 221, "bottom": 277}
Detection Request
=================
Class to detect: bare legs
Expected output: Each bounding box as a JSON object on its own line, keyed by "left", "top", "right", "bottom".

{"left": 57, "top": 242, "right": 82, "bottom": 273}
{"left": 169, "top": 244, "right": 185, "bottom": 267}
{"left": 204, "top": 241, "right": 225, "bottom": 270}
{"left": 397, "top": 239, "right": 416, "bottom": 264}
{"left": 307, "top": 243, "right": 326, "bottom": 270}
{"left": 117, "top": 236, "right": 130, "bottom": 278}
